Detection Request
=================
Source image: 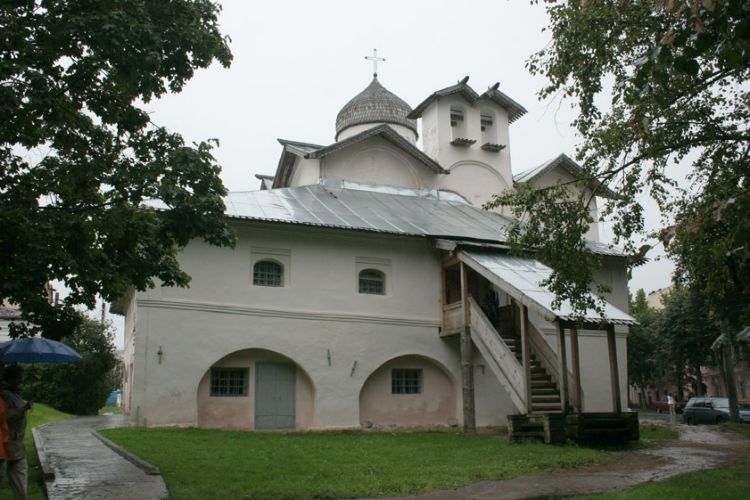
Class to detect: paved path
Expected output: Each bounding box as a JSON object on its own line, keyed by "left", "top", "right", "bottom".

{"left": 35, "top": 415, "right": 167, "bottom": 500}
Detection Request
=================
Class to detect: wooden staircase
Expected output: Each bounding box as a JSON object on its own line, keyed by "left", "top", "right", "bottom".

{"left": 495, "top": 307, "right": 562, "bottom": 414}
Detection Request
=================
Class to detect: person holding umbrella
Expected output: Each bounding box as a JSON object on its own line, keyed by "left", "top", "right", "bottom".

{"left": 3, "top": 364, "right": 31, "bottom": 500}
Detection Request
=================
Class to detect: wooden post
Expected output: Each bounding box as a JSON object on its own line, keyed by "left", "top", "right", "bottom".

{"left": 519, "top": 304, "right": 532, "bottom": 414}
{"left": 606, "top": 324, "right": 622, "bottom": 413}
{"left": 570, "top": 325, "right": 582, "bottom": 412}
{"left": 459, "top": 262, "right": 476, "bottom": 433}
{"left": 556, "top": 321, "right": 570, "bottom": 414}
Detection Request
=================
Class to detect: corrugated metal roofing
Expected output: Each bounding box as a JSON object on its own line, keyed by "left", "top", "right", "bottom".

{"left": 459, "top": 250, "right": 637, "bottom": 326}
{"left": 145, "top": 183, "right": 625, "bottom": 257}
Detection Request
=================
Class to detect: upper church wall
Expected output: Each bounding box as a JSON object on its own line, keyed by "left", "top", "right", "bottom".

{"left": 289, "top": 157, "right": 321, "bottom": 187}
{"left": 322, "top": 136, "right": 438, "bottom": 190}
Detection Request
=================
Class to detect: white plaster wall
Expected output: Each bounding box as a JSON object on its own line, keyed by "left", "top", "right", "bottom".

{"left": 439, "top": 161, "right": 511, "bottom": 208}
{"left": 321, "top": 136, "right": 438, "bottom": 190}
{"left": 128, "top": 225, "right": 477, "bottom": 428}
{"left": 288, "top": 157, "right": 321, "bottom": 188}
{"left": 420, "top": 96, "right": 514, "bottom": 192}
{"left": 528, "top": 256, "right": 630, "bottom": 412}
{"left": 526, "top": 168, "right": 601, "bottom": 241}
{"left": 337, "top": 123, "right": 417, "bottom": 144}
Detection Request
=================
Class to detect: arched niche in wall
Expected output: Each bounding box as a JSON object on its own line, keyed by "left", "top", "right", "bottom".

{"left": 358, "top": 354, "right": 457, "bottom": 429}
{"left": 440, "top": 160, "right": 511, "bottom": 207}
{"left": 196, "top": 348, "right": 316, "bottom": 431}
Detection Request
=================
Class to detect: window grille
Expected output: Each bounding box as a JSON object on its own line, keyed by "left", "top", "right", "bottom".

{"left": 450, "top": 107, "right": 464, "bottom": 127}
{"left": 480, "top": 112, "right": 494, "bottom": 131}
{"left": 359, "top": 269, "right": 385, "bottom": 295}
{"left": 210, "top": 367, "right": 248, "bottom": 397}
{"left": 253, "top": 260, "right": 283, "bottom": 286}
{"left": 392, "top": 369, "right": 422, "bottom": 394}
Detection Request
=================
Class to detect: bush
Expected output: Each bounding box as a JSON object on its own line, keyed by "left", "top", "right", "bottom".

{"left": 23, "top": 318, "right": 118, "bottom": 415}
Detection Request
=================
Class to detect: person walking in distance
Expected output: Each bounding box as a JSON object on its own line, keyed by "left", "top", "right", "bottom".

{"left": 3, "top": 365, "right": 31, "bottom": 500}
{"left": 667, "top": 392, "right": 676, "bottom": 423}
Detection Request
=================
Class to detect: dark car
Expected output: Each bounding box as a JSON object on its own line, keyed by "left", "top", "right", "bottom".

{"left": 682, "top": 397, "right": 730, "bottom": 425}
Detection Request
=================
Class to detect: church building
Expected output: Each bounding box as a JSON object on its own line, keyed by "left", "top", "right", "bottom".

{"left": 117, "top": 68, "right": 634, "bottom": 431}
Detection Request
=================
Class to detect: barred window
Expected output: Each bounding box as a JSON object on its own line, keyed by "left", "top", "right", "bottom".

{"left": 392, "top": 369, "right": 422, "bottom": 394}
{"left": 359, "top": 269, "right": 385, "bottom": 295}
{"left": 450, "top": 106, "right": 464, "bottom": 127}
{"left": 253, "top": 260, "right": 283, "bottom": 287}
{"left": 210, "top": 368, "right": 248, "bottom": 397}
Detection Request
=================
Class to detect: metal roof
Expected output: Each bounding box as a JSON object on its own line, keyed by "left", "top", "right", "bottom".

{"left": 335, "top": 78, "right": 417, "bottom": 139}
{"left": 514, "top": 154, "right": 618, "bottom": 199}
{"left": 145, "top": 183, "right": 625, "bottom": 258}
{"left": 459, "top": 250, "right": 637, "bottom": 326}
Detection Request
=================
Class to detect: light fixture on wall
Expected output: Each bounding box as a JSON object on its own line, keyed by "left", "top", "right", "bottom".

{"left": 157, "top": 346, "right": 163, "bottom": 364}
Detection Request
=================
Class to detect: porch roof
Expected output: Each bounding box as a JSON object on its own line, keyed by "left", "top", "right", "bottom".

{"left": 457, "top": 249, "right": 637, "bottom": 327}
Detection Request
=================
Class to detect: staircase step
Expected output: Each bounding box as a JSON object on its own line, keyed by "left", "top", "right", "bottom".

{"left": 532, "top": 395, "right": 561, "bottom": 402}
{"left": 532, "top": 404, "right": 563, "bottom": 412}
{"left": 531, "top": 387, "right": 559, "bottom": 395}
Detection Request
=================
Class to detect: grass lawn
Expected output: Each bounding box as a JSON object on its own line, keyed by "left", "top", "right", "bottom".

{"left": 0, "top": 403, "right": 72, "bottom": 500}
{"left": 101, "top": 428, "right": 612, "bottom": 499}
{"left": 98, "top": 405, "right": 123, "bottom": 415}
{"left": 639, "top": 423, "right": 678, "bottom": 441}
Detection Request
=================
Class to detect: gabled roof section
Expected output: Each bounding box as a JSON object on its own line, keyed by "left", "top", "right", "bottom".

{"left": 306, "top": 124, "right": 449, "bottom": 174}
{"left": 255, "top": 174, "right": 274, "bottom": 190}
{"left": 477, "top": 83, "right": 528, "bottom": 124}
{"left": 514, "top": 153, "right": 619, "bottom": 199}
{"left": 407, "top": 76, "right": 480, "bottom": 119}
{"left": 271, "top": 139, "right": 325, "bottom": 189}
{"left": 408, "top": 78, "right": 527, "bottom": 124}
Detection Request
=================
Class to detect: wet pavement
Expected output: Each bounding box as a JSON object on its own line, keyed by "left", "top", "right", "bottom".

{"left": 370, "top": 424, "right": 748, "bottom": 500}
{"left": 35, "top": 415, "right": 167, "bottom": 500}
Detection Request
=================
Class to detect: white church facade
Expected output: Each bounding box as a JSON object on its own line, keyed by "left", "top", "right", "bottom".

{"left": 117, "top": 73, "right": 635, "bottom": 431}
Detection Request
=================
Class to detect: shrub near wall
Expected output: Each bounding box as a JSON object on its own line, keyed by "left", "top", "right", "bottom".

{"left": 23, "top": 318, "right": 118, "bottom": 415}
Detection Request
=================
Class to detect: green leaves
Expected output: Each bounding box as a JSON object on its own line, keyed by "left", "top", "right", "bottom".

{"left": 1, "top": 1, "right": 235, "bottom": 339}
{"left": 513, "top": 0, "right": 749, "bottom": 327}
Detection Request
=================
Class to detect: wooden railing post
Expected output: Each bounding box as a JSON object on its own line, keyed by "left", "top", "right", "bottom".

{"left": 570, "top": 325, "right": 583, "bottom": 412}
{"left": 519, "top": 304, "right": 532, "bottom": 414}
{"left": 557, "top": 321, "right": 570, "bottom": 414}
{"left": 460, "top": 262, "right": 476, "bottom": 433}
{"left": 607, "top": 324, "right": 622, "bottom": 413}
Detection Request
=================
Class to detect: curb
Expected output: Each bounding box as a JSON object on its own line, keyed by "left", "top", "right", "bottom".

{"left": 91, "top": 429, "right": 161, "bottom": 476}
{"left": 32, "top": 425, "right": 55, "bottom": 481}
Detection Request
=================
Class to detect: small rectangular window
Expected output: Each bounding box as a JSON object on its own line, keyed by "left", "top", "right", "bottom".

{"left": 450, "top": 108, "right": 464, "bottom": 127}
{"left": 480, "top": 112, "right": 493, "bottom": 131}
{"left": 392, "top": 369, "right": 422, "bottom": 394}
{"left": 210, "top": 368, "right": 248, "bottom": 397}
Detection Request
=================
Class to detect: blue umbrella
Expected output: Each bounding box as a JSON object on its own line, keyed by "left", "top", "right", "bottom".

{"left": 0, "top": 337, "right": 82, "bottom": 364}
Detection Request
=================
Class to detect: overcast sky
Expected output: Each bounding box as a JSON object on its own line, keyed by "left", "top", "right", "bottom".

{"left": 104, "top": 0, "right": 674, "bottom": 347}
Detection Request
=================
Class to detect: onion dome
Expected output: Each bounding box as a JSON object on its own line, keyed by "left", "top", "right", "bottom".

{"left": 335, "top": 78, "right": 418, "bottom": 139}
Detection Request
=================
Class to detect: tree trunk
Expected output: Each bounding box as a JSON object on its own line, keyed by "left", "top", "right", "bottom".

{"left": 694, "top": 363, "right": 704, "bottom": 396}
{"left": 721, "top": 323, "right": 740, "bottom": 423}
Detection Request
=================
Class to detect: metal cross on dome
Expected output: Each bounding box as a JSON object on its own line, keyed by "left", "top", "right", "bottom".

{"left": 365, "top": 49, "right": 385, "bottom": 78}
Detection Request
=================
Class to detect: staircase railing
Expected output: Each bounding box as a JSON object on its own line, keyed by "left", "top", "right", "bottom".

{"left": 468, "top": 297, "right": 527, "bottom": 413}
{"left": 526, "top": 320, "right": 583, "bottom": 412}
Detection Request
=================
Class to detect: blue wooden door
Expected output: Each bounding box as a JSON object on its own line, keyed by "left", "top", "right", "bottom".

{"left": 255, "top": 363, "right": 296, "bottom": 430}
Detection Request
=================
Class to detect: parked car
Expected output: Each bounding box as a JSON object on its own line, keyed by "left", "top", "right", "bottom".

{"left": 653, "top": 396, "right": 686, "bottom": 414}
{"left": 740, "top": 405, "right": 750, "bottom": 423}
{"left": 683, "top": 397, "right": 730, "bottom": 425}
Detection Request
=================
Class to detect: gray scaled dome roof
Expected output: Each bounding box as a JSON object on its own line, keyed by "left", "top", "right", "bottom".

{"left": 335, "top": 78, "right": 418, "bottom": 138}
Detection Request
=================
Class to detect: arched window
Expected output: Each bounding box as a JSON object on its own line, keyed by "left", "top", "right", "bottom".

{"left": 359, "top": 269, "right": 385, "bottom": 295}
{"left": 253, "top": 260, "right": 283, "bottom": 287}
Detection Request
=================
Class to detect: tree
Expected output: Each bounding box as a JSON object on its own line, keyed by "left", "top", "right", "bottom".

{"left": 24, "top": 317, "right": 118, "bottom": 415}
{"left": 627, "top": 289, "right": 660, "bottom": 407}
{"left": 487, "top": 0, "right": 749, "bottom": 420}
{"left": 1, "top": 0, "right": 235, "bottom": 340}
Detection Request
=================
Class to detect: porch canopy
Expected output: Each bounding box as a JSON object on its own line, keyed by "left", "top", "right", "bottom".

{"left": 446, "top": 245, "right": 637, "bottom": 413}
{"left": 457, "top": 249, "right": 636, "bottom": 327}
